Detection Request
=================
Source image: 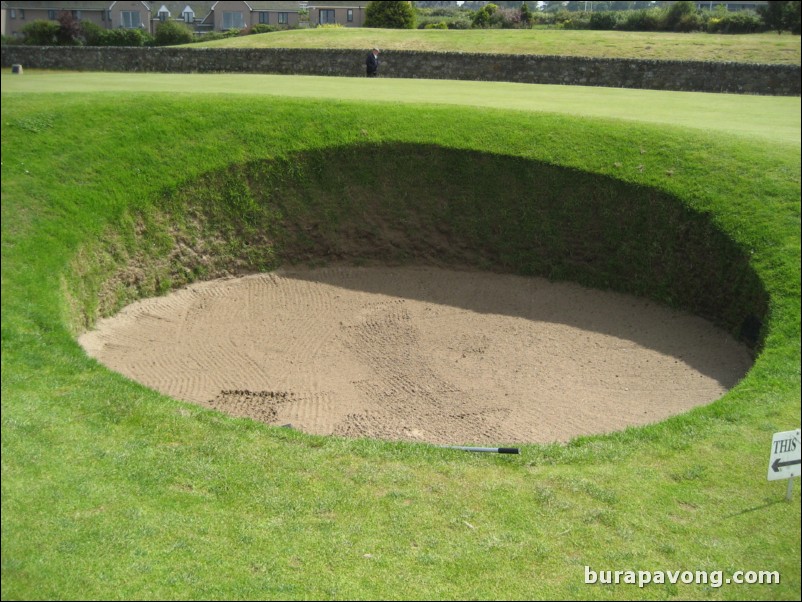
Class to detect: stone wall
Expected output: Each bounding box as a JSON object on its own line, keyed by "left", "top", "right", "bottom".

{"left": 2, "top": 45, "right": 799, "bottom": 95}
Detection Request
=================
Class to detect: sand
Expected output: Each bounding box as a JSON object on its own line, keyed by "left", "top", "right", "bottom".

{"left": 79, "top": 265, "right": 754, "bottom": 445}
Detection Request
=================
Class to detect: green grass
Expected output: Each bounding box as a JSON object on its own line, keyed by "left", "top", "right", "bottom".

{"left": 2, "top": 72, "right": 800, "bottom": 600}
{"left": 186, "top": 27, "right": 802, "bottom": 64}
{"left": 4, "top": 71, "right": 799, "bottom": 146}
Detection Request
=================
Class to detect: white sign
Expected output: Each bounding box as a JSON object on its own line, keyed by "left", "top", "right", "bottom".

{"left": 767, "top": 428, "right": 801, "bottom": 481}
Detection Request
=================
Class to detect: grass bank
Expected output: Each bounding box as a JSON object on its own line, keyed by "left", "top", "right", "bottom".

{"left": 76, "top": 144, "right": 766, "bottom": 344}
{"left": 1, "top": 81, "right": 800, "bottom": 599}
{"left": 187, "top": 28, "right": 802, "bottom": 64}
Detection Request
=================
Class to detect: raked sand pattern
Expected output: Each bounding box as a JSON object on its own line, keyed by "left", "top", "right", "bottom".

{"left": 79, "top": 265, "right": 754, "bottom": 445}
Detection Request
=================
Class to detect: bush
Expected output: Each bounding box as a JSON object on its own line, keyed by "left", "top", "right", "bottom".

{"left": 617, "top": 8, "right": 662, "bottom": 32}
{"left": 543, "top": 9, "right": 591, "bottom": 29}
{"left": 542, "top": 9, "right": 591, "bottom": 30}
{"left": 416, "top": 16, "right": 442, "bottom": 28}
{"left": 471, "top": 3, "right": 499, "bottom": 28}
{"left": 559, "top": 18, "right": 592, "bottom": 30}
{"left": 662, "top": 0, "right": 700, "bottom": 32}
{"left": 418, "top": 7, "right": 473, "bottom": 29}
{"left": 706, "top": 11, "right": 764, "bottom": 34}
{"left": 427, "top": 7, "right": 458, "bottom": 17}
{"left": 1, "top": 34, "right": 25, "bottom": 46}
{"left": 20, "top": 16, "right": 159, "bottom": 47}
{"left": 675, "top": 12, "right": 703, "bottom": 32}
{"left": 424, "top": 21, "right": 448, "bottom": 29}
{"left": 154, "top": 20, "right": 194, "bottom": 46}
{"left": 103, "top": 28, "right": 153, "bottom": 47}
{"left": 21, "top": 20, "right": 60, "bottom": 45}
{"left": 417, "top": 13, "right": 471, "bottom": 29}
{"left": 470, "top": 3, "right": 529, "bottom": 29}
{"left": 445, "top": 14, "right": 471, "bottom": 29}
{"left": 251, "top": 24, "right": 280, "bottom": 34}
{"left": 196, "top": 29, "right": 240, "bottom": 42}
{"left": 589, "top": 11, "right": 619, "bottom": 30}
{"left": 497, "top": 8, "right": 525, "bottom": 29}
{"left": 447, "top": 17, "right": 473, "bottom": 30}
{"left": 364, "top": 0, "right": 416, "bottom": 29}
{"left": 80, "top": 21, "right": 106, "bottom": 46}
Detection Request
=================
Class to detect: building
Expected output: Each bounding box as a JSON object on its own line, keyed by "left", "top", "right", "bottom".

{"left": 210, "top": 1, "right": 301, "bottom": 31}
{"left": 151, "top": 2, "right": 215, "bottom": 34}
{"left": 2, "top": 1, "right": 369, "bottom": 37}
{"left": 309, "top": 1, "right": 367, "bottom": 27}
{"left": 4, "top": 1, "right": 120, "bottom": 37}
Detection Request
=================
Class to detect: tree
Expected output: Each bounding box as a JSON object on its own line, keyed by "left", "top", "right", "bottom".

{"left": 364, "top": 1, "right": 416, "bottom": 28}
{"left": 471, "top": 2, "right": 499, "bottom": 27}
{"left": 56, "top": 11, "right": 82, "bottom": 45}
{"left": 787, "top": 0, "right": 802, "bottom": 34}
{"left": 759, "top": 0, "right": 801, "bottom": 34}
{"left": 520, "top": 1, "right": 533, "bottom": 26}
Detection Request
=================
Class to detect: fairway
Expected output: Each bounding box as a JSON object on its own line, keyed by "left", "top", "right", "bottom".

{"left": 2, "top": 63, "right": 800, "bottom": 600}
{"left": 3, "top": 70, "right": 800, "bottom": 145}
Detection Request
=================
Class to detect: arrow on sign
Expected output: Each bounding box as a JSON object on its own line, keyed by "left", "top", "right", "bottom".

{"left": 772, "top": 457, "right": 801, "bottom": 472}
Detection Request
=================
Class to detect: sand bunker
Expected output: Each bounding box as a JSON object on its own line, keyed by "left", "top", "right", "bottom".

{"left": 79, "top": 265, "right": 753, "bottom": 445}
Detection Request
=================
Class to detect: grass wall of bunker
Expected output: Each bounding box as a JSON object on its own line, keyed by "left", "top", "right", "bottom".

{"left": 68, "top": 144, "right": 768, "bottom": 348}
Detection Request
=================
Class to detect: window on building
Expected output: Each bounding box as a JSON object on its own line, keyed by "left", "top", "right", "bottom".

{"left": 183, "top": 9, "right": 195, "bottom": 23}
{"left": 121, "top": 11, "right": 142, "bottom": 28}
{"left": 10, "top": 9, "right": 15, "bottom": 19}
{"left": 223, "top": 11, "right": 244, "bottom": 29}
{"left": 71, "top": 10, "right": 81, "bottom": 20}
{"left": 347, "top": 9, "right": 353, "bottom": 22}
{"left": 159, "top": 10, "right": 169, "bottom": 22}
{"left": 48, "top": 10, "right": 57, "bottom": 20}
{"left": 259, "top": 12, "right": 269, "bottom": 24}
{"left": 20, "top": 9, "right": 26, "bottom": 19}
{"left": 319, "top": 9, "right": 335, "bottom": 24}
{"left": 278, "top": 12, "right": 288, "bottom": 24}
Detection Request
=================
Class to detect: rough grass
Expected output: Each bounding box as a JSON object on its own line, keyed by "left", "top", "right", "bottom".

{"left": 1, "top": 79, "right": 800, "bottom": 600}
{"left": 187, "top": 28, "right": 802, "bottom": 64}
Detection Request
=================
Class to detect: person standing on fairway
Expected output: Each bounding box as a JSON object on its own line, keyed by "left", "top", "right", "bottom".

{"left": 366, "top": 47, "right": 380, "bottom": 77}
